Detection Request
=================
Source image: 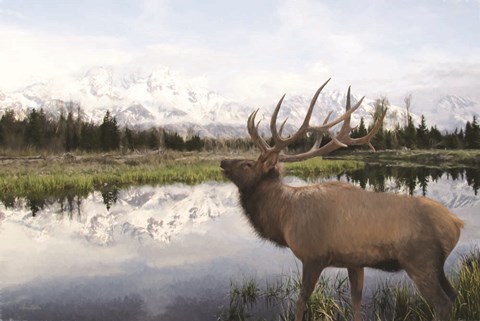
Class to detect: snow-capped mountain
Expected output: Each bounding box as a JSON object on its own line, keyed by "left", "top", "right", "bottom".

{"left": 0, "top": 66, "right": 477, "bottom": 137}
{"left": 430, "top": 95, "right": 480, "bottom": 131}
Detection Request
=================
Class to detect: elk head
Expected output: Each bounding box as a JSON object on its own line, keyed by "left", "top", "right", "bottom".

{"left": 221, "top": 78, "right": 387, "bottom": 190}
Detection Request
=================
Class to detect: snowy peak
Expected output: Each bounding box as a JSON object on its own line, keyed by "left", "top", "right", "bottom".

{"left": 429, "top": 95, "right": 480, "bottom": 130}
{"left": 0, "top": 65, "right": 476, "bottom": 136}
{"left": 261, "top": 90, "right": 417, "bottom": 134}
{"left": 81, "top": 66, "right": 116, "bottom": 98}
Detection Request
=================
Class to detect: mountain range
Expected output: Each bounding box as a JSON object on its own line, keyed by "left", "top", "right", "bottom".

{"left": 0, "top": 66, "right": 478, "bottom": 137}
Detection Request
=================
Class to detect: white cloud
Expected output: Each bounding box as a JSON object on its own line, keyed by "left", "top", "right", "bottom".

{"left": 0, "top": 0, "right": 478, "bottom": 108}
{"left": 0, "top": 7, "right": 25, "bottom": 19}
{"left": 0, "top": 25, "right": 132, "bottom": 91}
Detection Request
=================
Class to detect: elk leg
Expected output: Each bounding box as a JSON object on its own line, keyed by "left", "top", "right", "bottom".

{"left": 405, "top": 266, "right": 452, "bottom": 321}
{"left": 348, "top": 267, "right": 364, "bottom": 321}
{"left": 295, "top": 262, "right": 324, "bottom": 321}
{"left": 438, "top": 270, "right": 457, "bottom": 302}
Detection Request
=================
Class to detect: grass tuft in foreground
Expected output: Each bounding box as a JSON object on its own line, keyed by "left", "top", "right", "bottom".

{"left": 220, "top": 248, "right": 480, "bottom": 321}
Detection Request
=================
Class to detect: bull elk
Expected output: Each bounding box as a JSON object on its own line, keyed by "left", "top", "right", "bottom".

{"left": 220, "top": 79, "right": 464, "bottom": 321}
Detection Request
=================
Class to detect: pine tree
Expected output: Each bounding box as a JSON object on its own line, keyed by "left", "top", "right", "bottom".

{"left": 357, "top": 117, "right": 367, "bottom": 137}
{"left": 384, "top": 130, "right": 395, "bottom": 150}
{"left": 54, "top": 111, "right": 67, "bottom": 151}
{"left": 164, "top": 130, "right": 185, "bottom": 151}
{"left": 25, "top": 108, "right": 48, "bottom": 149}
{"left": 185, "top": 134, "right": 204, "bottom": 151}
{"left": 0, "top": 110, "right": 23, "bottom": 149}
{"left": 416, "top": 115, "right": 429, "bottom": 149}
{"left": 80, "top": 121, "right": 101, "bottom": 151}
{"left": 124, "top": 127, "right": 135, "bottom": 151}
{"left": 428, "top": 126, "right": 442, "bottom": 148}
{"left": 404, "top": 115, "right": 416, "bottom": 149}
{"left": 351, "top": 117, "right": 367, "bottom": 143}
{"left": 467, "top": 116, "right": 480, "bottom": 149}
{"left": 147, "top": 128, "right": 160, "bottom": 150}
{"left": 100, "top": 111, "right": 120, "bottom": 151}
{"left": 463, "top": 117, "right": 480, "bottom": 149}
{"left": 65, "top": 111, "right": 78, "bottom": 151}
{"left": 444, "top": 131, "right": 461, "bottom": 149}
{"left": 465, "top": 121, "right": 472, "bottom": 148}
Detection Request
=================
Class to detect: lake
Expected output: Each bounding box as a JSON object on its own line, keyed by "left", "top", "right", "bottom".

{"left": 1, "top": 165, "right": 479, "bottom": 320}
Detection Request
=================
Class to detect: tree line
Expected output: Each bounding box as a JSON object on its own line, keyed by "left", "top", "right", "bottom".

{"left": 0, "top": 100, "right": 479, "bottom": 154}
{"left": 364, "top": 97, "right": 480, "bottom": 150}
{"left": 287, "top": 97, "right": 480, "bottom": 152}
{"left": 0, "top": 107, "right": 205, "bottom": 152}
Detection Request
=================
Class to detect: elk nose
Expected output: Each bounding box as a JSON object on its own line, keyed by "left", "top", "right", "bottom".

{"left": 220, "top": 159, "right": 227, "bottom": 169}
{"left": 220, "top": 159, "right": 233, "bottom": 169}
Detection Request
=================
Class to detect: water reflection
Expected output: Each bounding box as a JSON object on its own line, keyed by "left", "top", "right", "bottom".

{"left": 343, "top": 165, "right": 479, "bottom": 196}
{"left": 1, "top": 166, "right": 479, "bottom": 217}
{"left": 0, "top": 187, "right": 120, "bottom": 217}
{"left": 1, "top": 166, "right": 479, "bottom": 321}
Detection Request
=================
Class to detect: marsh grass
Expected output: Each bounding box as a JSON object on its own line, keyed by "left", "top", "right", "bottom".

{"left": 0, "top": 151, "right": 363, "bottom": 201}
{"left": 220, "top": 249, "right": 480, "bottom": 321}
{"left": 284, "top": 158, "right": 364, "bottom": 180}
{"left": 328, "top": 149, "right": 480, "bottom": 169}
{"left": 221, "top": 273, "right": 352, "bottom": 321}
{"left": 451, "top": 247, "right": 480, "bottom": 321}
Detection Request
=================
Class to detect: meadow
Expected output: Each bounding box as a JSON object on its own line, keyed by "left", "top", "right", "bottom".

{"left": 3, "top": 149, "right": 479, "bottom": 200}
{"left": 0, "top": 150, "right": 364, "bottom": 200}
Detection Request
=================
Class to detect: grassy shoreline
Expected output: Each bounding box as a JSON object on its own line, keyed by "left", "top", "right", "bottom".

{"left": 326, "top": 149, "right": 480, "bottom": 169}
{"left": 1, "top": 149, "right": 479, "bottom": 200}
{"left": 0, "top": 151, "right": 364, "bottom": 200}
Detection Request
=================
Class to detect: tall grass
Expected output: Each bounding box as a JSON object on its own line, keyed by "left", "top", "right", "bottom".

{"left": 0, "top": 152, "right": 363, "bottom": 200}
{"left": 284, "top": 158, "right": 364, "bottom": 180}
{"left": 452, "top": 247, "right": 480, "bottom": 321}
{"left": 220, "top": 249, "right": 480, "bottom": 321}
{"left": 329, "top": 149, "right": 480, "bottom": 169}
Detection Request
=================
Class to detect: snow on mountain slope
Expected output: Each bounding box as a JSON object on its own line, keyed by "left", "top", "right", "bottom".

{"left": 0, "top": 65, "right": 476, "bottom": 136}
{"left": 432, "top": 95, "right": 480, "bottom": 131}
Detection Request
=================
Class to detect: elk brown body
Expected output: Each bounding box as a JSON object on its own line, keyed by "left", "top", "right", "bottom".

{"left": 220, "top": 80, "right": 464, "bottom": 321}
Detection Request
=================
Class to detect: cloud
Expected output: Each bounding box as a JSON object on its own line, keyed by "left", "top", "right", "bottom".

{"left": 0, "top": 25, "right": 132, "bottom": 91}
{"left": 0, "top": 0, "right": 478, "bottom": 108}
{"left": 0, "top": 7, "right": 25, "bottom": 19}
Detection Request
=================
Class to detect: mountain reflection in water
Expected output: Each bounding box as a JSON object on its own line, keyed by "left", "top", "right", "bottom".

{"left": 0, "top": 165, "right": 479, "bottom": 321}
{"left": 1, "top": 165, "right": 479, "bottom": 217}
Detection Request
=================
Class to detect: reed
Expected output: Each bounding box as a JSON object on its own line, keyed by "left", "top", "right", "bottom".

{"left": 0, "top": 152, "right": 362, "bottom": 200}
{"left": 220, "top": 249, "right": 480, "bottom": 321}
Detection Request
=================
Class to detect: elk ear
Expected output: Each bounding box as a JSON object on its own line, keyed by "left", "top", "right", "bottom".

{"left": 261, "top": 153, "right": 279, "bottom": 173}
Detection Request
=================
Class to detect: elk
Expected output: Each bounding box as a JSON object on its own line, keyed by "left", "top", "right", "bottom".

{"left": 220, "top": 79, "right": 464, "bottom": 321}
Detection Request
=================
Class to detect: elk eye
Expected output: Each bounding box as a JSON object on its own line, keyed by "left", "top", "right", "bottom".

{"left": 243, "top": 163, "right": 253, "bottom": 169}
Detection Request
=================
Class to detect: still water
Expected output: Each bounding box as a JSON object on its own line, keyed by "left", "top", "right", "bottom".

{"left": 1, "top": 166, "right": 479, "bottom": 320}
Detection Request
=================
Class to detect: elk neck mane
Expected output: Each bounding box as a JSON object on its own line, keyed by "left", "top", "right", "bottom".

{"left": 237, "top": 165, "right": 289, "bottom": 247}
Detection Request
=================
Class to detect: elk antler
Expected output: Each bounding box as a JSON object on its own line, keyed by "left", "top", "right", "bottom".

{"left": 247, "top": 79, "right": 388, "bottom": 162}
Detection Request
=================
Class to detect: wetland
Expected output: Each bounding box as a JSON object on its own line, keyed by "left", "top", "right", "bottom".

{"left": 0, "top": 150, "right": 479, "bottom": 320}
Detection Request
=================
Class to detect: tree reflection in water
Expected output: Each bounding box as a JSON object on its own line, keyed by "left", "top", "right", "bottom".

{"left": 343, "top": 165, "right": 479, "bottom": 196}
{"left": 1, "top": 166, "right": 478, "bottom": 216}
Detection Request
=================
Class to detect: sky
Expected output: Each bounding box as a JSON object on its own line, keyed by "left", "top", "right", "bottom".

{"left": 0, "top": 0, "right": 479, "bottom": 108}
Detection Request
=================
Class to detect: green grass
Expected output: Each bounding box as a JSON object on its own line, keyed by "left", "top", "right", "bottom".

{"left": 220, "top": 249, "right": 480, "bottom": 321}
{"left": 0, "top": 151, "right": 362, "bottom": 200}
{"left": 284, "top": 158, "right": 365, "bottom": 180}
{"left": 327, "top": 149, "right": 480, "bottom": 169}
